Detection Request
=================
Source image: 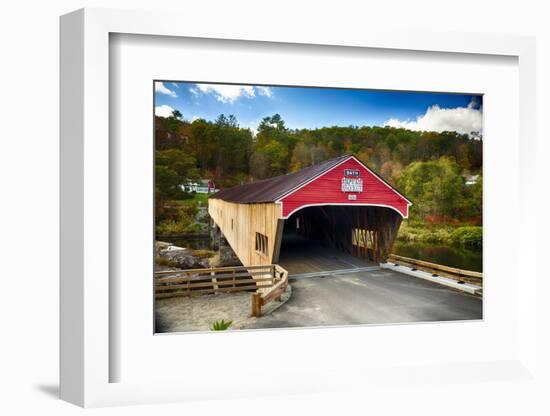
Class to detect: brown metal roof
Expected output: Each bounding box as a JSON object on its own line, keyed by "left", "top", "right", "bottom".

{"left": 209, "top": 154, "right": 353, "bottom": 203}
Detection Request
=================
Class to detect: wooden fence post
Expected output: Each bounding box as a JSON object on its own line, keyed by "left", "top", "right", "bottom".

{"left": 274, "top": 267, "right": 282, "bottom": 302}
{"left": 211, "top": 269, "right": 219, "bottom": 294}
{"left": 251, "top": 292, "right": 262, "bottom": 317}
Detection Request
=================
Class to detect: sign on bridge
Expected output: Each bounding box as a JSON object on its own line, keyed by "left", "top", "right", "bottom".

{"left": 341, "top": 177, "right": 363, "bottom": 193}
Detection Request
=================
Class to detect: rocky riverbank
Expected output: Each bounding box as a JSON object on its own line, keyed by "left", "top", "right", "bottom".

{"left": 155, "top": 241, "right": 216, "bottom": 269}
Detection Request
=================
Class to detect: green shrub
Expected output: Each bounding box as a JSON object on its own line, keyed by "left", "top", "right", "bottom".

{"left": 156, "top": 219, "right": 200, "bottom": 235}
{"left": 449, "top": 226, "right": 482, "bottom": 248}
{"left": 397, "top": 223, "right": 452, "bottom": 244}
{"left": 211, "top": 319, "right": 232, "bottom": 331}
{"left": 397, "top": 223, "right": 483, "bottom": 249}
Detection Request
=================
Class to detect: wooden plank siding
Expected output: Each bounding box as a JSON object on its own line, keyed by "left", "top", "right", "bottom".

{"left": 279, "top": 156, "right": 410, "bottom": 219}
{"left": 208, "top": 199, "right": 283, "bottom": 267}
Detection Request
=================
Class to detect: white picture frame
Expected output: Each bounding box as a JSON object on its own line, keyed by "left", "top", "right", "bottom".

{"left": 60, "top": 8, "right": 537, "bottom": 407}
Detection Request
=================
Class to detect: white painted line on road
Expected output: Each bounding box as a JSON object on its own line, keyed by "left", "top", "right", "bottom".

{"left": 289, "top": 266, "right": 381, "bottom": 280}
{"left": 380, "top": 263, "right": 482, "bottom": 296}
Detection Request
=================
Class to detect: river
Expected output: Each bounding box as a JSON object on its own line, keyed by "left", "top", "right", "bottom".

{"left": 392, "top": 241, "right": 482, "bottom": 272}
{"left": 159, "top": 235, "right": 482, "bottom": 273}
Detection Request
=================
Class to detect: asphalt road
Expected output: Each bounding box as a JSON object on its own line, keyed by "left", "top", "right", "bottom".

{"left": 247, "top": 268, "right": 482, "bottom": 329}
{"left": 278, "top": 233, "right": 376, "bottom": 275}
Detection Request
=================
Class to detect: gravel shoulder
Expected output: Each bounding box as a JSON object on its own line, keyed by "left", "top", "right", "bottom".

{"left": 155, "top": 285, "right": 291, "bottom": 333}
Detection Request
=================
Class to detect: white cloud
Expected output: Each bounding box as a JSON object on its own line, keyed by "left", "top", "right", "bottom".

{"left": 256, "top": 86, "right": 273, "bottom": 97}
{"left": 189, "top": 86, "right": 199, "bottom": 96}
{"left": 384, "top": 101, "right": 482, "bottom": 137}
{"left": 155, "top": 104, "right": 176, "bottom": 118}
{"left": 191, "top": 84, "right": 274, "bottom": 103}
{"left": 248, "top": 121, "right": 258, "bottom": 136}
{"left": 155, "top": 82, "right": 177, "bottom": 97}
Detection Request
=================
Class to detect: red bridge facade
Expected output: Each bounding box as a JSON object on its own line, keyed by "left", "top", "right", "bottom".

{"left": 278, "top": 156, "right": 410, "bottom": 219}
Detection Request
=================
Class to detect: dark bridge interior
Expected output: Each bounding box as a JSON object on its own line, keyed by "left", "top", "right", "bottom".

{"left": 277, "top": 205, "right": 402, "bottom": 274}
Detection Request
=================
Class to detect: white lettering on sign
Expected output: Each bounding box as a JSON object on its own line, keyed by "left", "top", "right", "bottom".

{"left": 344, "top": 169, "right": 360, "bottom": 177}
{"left": 348, "top": 194, "right": 357, "bottom": 200}
{"left": 341, "top": 178, "right": 363, "bottom": 193}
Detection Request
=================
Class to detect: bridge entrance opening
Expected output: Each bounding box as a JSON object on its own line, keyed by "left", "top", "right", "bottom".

{"left": 277, "top": 205, "right": 402, "bottom": 275}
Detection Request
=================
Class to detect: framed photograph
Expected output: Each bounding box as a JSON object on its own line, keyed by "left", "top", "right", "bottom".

{"left": 153, "top": 82, "right": 483, "bottom": 334}
{"left": 60, "top": 8, "right": 537, "bottom": 407}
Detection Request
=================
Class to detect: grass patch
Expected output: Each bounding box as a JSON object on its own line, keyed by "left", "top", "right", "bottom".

{"left": 156, "top": 219, "right": 201, "bottom": 235}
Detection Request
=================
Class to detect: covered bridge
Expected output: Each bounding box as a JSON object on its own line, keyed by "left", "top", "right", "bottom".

{"left": 208, "top": 154, "right": 411, "bottom": 269}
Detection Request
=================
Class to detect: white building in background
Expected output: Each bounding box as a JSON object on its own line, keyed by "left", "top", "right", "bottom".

{"left": 180, "top": 179, "right": 219, "bottom": 194}
{"left": 465, "top": 174, "right": 479, "bottom": 186}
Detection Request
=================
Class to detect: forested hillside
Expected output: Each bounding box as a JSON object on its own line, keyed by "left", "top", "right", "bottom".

{"left": 156, "top": 110, "right": 482, "bottom": 225}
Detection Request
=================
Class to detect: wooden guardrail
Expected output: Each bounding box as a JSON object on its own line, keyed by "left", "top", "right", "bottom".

{"left": 387, "top": 254, "right": 482, "bottom": 284}
{"left": 155, "top": 265, "right": 276, "bottom": 299}
{"left": 251, "top": 264, "right": 289, "bottom": 317}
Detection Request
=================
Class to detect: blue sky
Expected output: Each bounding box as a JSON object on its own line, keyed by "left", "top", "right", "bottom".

{"left": 154, "top": 81, "right": 483, "bottom": 136}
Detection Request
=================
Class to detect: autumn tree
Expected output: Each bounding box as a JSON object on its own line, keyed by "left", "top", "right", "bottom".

{"left": 397, "top": 157, "right": 465, "bottom": 219}
{"left": 155, "top": 149, "right": 199, "bottom": 218}
{"left": 250, "top": 151, "right": 269, "bottom": 179}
